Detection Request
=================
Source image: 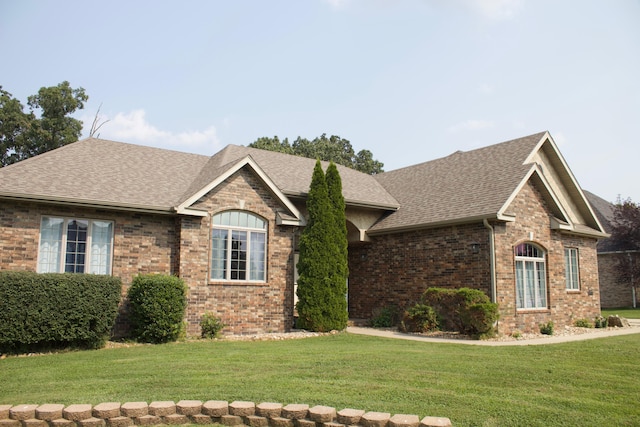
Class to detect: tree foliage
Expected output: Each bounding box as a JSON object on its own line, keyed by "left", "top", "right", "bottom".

{"left": 0, "top": 82, "right": 88, "bottom": 166}
{"left": 610, "top": 197, "right": 640, "bottom": 292}
{"left": 249, "top": 133, "right": 384, "bottom": 175}
{"left": 296, "top": 160, "right": 348, "bottom": 332}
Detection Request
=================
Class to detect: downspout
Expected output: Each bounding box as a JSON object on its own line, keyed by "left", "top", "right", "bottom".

{"left": 483, "top": 219, "right": 497, "bottom": 304}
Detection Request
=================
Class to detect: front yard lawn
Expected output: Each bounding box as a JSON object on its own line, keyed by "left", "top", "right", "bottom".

{"left": 1, "top": 333, "right": 639, "bottom": 426}
{"left": 602, "top": 307, "right": 640, "bottom": 319}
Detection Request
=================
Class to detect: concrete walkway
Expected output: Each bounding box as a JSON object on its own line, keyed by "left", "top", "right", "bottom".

{"left": 347, "top": 321, "right": 640, "bottom": 346}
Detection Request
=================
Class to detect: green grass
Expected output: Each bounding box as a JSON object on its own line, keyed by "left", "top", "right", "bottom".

{"left": 1, "top": 333, "right": 639, "bottom": 426}
{"left": 602, "top": 307, "right": 640, "bottom": 319}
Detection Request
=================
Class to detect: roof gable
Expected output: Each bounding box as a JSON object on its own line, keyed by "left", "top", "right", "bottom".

{"left": 370, "top": 132, "right": 606, "bottom": 237}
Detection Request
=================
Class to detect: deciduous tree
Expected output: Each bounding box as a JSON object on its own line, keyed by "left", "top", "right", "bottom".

{"left": 611, "top": 197, "right": 640, "bottom": 305}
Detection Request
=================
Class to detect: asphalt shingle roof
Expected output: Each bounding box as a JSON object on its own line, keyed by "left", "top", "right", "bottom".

{"left": 370, "top": 132, "right": 546, "bottom": 232}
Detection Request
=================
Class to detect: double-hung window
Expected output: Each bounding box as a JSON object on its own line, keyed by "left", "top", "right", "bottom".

{"left": 210, "top": 211, "right": 267, "bottom": 282}
{"left": 565, "top": 248, "right": 580, "bottom": 290}
{"left": 515, "top": 243, "right": 547, "bottom": 309}
{"left": 38, "top": 217, "right": 114, "bottom": 274}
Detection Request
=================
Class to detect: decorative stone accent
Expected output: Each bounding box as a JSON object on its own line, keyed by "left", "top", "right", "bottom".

{"left": 389, "top": 414, "right": 420, "bottom": 427}
{"left": 256, "top": 403, "right": 282, "bottom": 418}
{"left": 0, "top": 405, "right": 12, "bottom": 419}
{"left": 63, "top": 405, "right": 93, "bottom": 422}
{"left": 106, "top": 416, "right": 131, "bottom": 427}
{"left": 309, "top": 406, "right": 336, "bottom": 423}
{"left": 338, "top": 408, "right": 365, "bottom": 425}
{"left": 246, "top": 415, "right": 269, "bottom": 427}
{"left": 420, "top": 417, "right": 452, "bottom": 427}
{"left": 190, "top": 414, "right": 213, "bottom": 425}
{"left": 202, "top": 401, "right": 229, "bottom": 417}
{"left": 120, "top": 403, "right": 147, "bottom": 418}
{"left": 163, "top": 414, "right": 188, "bottom": 425}
{"left": 148, "top": 402, "right": 175, "bottom": 417}
{"left": 281, "top": 404, "right": 309, "bottom": 420}
{"left": 361, "top": 412, "right": 391, "bottom": 427}
{"left": 220, "top": 415, "right": 244, "bottom": 426}
{"left": 176, "top": 401, "right": 202, "bottom": 416}
{"left": 77, "top": 418, "right": 105, "bottom": 427}
{"left": 92, "top": 403, "right": 121, "bottom": 420}
{"left": 10, "top": 405, "right": 38, "bottom": 420}
{"left": 269, "top": 417, "right": 294, "bottom": 427}
{"left": 133, "top": 415, "right": 161, "bottom": 426}
{"left": 229, "top": 401, "right": 255, "bottom": 417}
{"left": 0, "top": 403, "right": 451, "bottom": 427}
{"left": 36, "top": 405, "right": 65, "bottom": 421}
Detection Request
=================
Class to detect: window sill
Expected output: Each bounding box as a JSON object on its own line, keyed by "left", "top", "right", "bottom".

{"left": 516, "top": 308, "right": 550, "bottom": 313}
{"left": 566, "top": 289, "right": 581, "bottom": 294}
{"left": 209, "top": 281, "right": 268, "bottom": 287}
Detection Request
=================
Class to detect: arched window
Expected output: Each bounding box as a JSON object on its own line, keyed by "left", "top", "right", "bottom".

{"left": 210, "top": 211, "right": 267, "bottom": 282}
{"left": 514, "top": 243, "right": 547, "bottom": 309}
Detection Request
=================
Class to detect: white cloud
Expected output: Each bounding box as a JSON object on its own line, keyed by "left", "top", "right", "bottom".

{"left": 448, "top": 119, "right": 495, "bottom": 133}
{"left": 466, "top": 0, "right": 524, "bottom": 21}
{"left": 83, "top": 109, "right": 220, "bottom": 155}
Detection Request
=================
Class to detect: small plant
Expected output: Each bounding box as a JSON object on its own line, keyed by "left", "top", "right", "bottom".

{"left": 574, "top": 318, "right": 594, "bottom": 328}
{"left": 539, "top": 321, "right": 554, "bottom": 335}
{"left": 371, "top": 306, "right": 399, "bottom": 328}
{"left": 594, "top": 316, "right": 608, "bottom": 328}
{"left": 511, "top": 330, "right": 522, "bottom": 339}
{"left": 200, "top": 312, "right": 225, "bottom": 339}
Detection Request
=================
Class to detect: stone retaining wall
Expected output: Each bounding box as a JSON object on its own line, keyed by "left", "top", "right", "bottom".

{"left": 0, "top": 401, "right": 452, "bottom": 427}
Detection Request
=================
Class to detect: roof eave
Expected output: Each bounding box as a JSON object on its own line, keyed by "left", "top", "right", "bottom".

{"left": 0, "top": 192, "right": 177, "bottom": 215}
{"left": 284, "top": 191, "right": 400, "bottom": 211}
{"left": 367, "top": 213, "right": 511, "bottom": 236}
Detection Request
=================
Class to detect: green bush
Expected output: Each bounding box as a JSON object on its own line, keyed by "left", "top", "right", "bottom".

{"left": 127, "top": 274, "right": 187, "bottom": 344}
{"left": 539, "top": 321, "right": 554, "bottom": 335}
{"left": 574, "top": 318, "right": 594, "bottom": 328}
{"left": 421, "top": 287, "right": 498, "bottom": 337}
{"left": 371, "top": 306, "right": 399, "bottom": 328}
{"left": 201, "top": 312, "right": 225, "bottom": 339}
{"left": 0, "top": 271, "right": 122, "bottom": 354}
{"left": 400, "top": 304, "right": 438, "bottom": 333}
{"left": 594, "top": 316, "right": 608, "bottom": 328}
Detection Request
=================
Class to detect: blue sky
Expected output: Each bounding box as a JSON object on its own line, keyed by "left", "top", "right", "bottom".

{"left": 2, "top": 0, "right": 639, "bottom": 203}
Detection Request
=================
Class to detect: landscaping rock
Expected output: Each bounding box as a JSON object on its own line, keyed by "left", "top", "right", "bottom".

{"left": 106, "top": 416, "right": 132, "bottom": 427}
{"left": 36, "top": 404, "right": 65, "bottom": 421}
{"left": 309, "top": 406, "right": 336, "bottom": 423}
{"left": 163, "top": 414, "right": 188, "bottom": 425}
{"left": 78, "top": 417, "right": 106, "bottom": 427}
{"left": 229, "top": 401, "right": 255, "bottom": 417}
{"left": 389, "top": 414, "right": 420, "bottom": 427}
{"left": 148, "top": 402, "right": 175, "bottom": 417}
{"left": 608, "top": 315, "right": 630, "bottom": 328}
{"left": 281, "top": 405, "right": 308, "bottom": 420}
{"left": 64, "top": 405, "right": 93, "bottom": 421}
{"left": 419, "top": 417, "right": 452, "bottom": 427}
{"left": 256, "top": 403, "right": 282, "bottom": 418}
{"left": 176, "top": 400, "right": 202, "bottom": 416}
{"left": 0, "top": 419, "right": 20, "bottom": 427}
{"left": 190, "top": 414, "right": 213, "bottom": 425}
{"left": 133, "top": 415, "right": 161, "bottom": 426}
{"left": 10, "top": 405, "right": 38, "bottom": 420}
{"left": 338, "top": 408, "right": 366, "bottom": 425}
{"left": 202, "top": 401, "right": 229, "bottom": 417}
{"left": 120, "top": 403, "right": 148, "bottom": 418}
{"left": 361, "top": 412, "right": 391, "bottom": 427}
{"left": 92, "top": 403, "right": 121, "bottom": 419}
{"left": 0, "top": 405, "right": 11, "bottom": 419}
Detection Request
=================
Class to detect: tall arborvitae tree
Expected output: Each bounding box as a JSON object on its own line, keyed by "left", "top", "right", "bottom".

{"left": 296, "top": 160, "right": 348, "bottom": 331}
{"left": 325, "top": 162, "right": 349, "bottom": 329}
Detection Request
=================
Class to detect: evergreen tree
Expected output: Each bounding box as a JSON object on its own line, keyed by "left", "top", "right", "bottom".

{"left": 296, "top": 160, "right": 348, "bottom": 331}
{"left": 325, "top": 162, "right": 349, "bottom": 329}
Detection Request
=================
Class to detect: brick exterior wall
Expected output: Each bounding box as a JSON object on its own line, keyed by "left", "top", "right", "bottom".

{"left": 182, "top": 168, "right": 297, "bottom": 336}
{"left": 493, "top": 181, "right": 600, "bottom": 334}
{"left": 347, "top": 223, "right": 492, "bottom": 319}
{"left": 0, "top": 165, "right": 299, "bottom": 337}
{"left": 598, "top": 252, "right": 640, "bottom": 308}
{"left": 347, "top": 180, "right": 601, "bottom": 335}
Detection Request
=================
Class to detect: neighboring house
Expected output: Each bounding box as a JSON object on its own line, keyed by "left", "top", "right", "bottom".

{"left": 584, "top": 191, "right": 639, "bottom": 308}
{"left": 0, "top": 131, "right": 607, "bottom": 336}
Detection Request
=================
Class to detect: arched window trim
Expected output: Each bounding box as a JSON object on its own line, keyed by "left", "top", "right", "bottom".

{"left": 210, "top": 211, "right": 267, "bottom": 283}
{"left": 514, "top": 242, "right": 547, "bottom": 310}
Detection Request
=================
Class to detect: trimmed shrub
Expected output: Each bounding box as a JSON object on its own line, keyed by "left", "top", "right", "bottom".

{"left": 201, "top": 312, "right": 225, "bottom": 339}
{"left": 127, "top": 274, "right": 187, "bottom": 343}
{"left": 371, "top": 306, "right": 400, "bottom": 328}
{"left": 539, "top": 321, "right": 554, "bottom": 335}
{"left": 594, "top": 316, "right": 608, "bottom": 328}
{"left": 400, "top": 304, "right": 438, "bottom": 333}
{"left": 421, "top": 287, "right": 498, "bottom": 337}
{"left": 0, "top": 271, "right": 122, "bottom": 354}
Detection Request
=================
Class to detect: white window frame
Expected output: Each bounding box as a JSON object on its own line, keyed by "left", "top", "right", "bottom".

{"left": 565, "top": 248, "right": 580, "bottom": 291}
{"left": 210, "top": 211, "right": 267, "bottom": 282}
{"left": 515, "top": 243, "right": 547, "bottom": 310}
{"left": 37, "top": 216, "right": 114, "bottom": 275}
